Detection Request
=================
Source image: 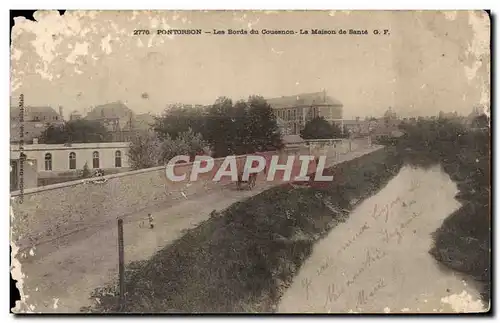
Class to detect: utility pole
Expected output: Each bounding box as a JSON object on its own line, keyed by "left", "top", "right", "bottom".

{"left": 117, "top": 218, "right": 125, "bottom": 311}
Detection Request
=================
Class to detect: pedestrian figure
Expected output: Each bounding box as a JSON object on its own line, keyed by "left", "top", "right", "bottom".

{"left": 148, "top": 213, "right": 154, "bottom": 229}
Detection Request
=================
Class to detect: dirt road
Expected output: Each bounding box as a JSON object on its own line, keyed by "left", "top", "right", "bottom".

{"left": 277, "top": 165, "right": 487, "bottom": 313}
{"left": 12, "top": 145, "right": 381, "bottom": 313}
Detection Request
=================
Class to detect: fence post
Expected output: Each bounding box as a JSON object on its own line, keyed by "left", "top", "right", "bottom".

{"left": 117, "top": 218, "right": 125, "bottom": 311}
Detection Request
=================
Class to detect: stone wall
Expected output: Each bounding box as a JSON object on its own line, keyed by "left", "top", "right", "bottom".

{"left": 10, "top": 155, "right": 249, "bottom": 250}
{"left": 10, "top": 139, "right": 372, "bottom": 250}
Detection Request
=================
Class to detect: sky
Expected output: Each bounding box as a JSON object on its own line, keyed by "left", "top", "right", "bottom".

{"left": 10, "top": 10, "right": 490, "bottom": 119}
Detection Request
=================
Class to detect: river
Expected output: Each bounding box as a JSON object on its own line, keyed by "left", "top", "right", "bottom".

{"left": 277, "top": 164, "right": 487, "bottom": 313}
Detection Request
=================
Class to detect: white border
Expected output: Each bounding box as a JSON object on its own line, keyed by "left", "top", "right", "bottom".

{"left": 2, "top": 1, "right": 497, "bottom": 322}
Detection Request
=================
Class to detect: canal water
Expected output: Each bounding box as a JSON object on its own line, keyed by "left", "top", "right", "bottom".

{"left": 277, "top": 164, "right": 486, "bottom": 313}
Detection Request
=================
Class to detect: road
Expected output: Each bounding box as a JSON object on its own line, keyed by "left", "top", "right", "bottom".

{"left": 12, "top": 145, "right": 381, "bottom": 313}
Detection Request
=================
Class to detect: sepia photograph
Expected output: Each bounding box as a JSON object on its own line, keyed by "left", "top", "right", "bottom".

{"left": 9, "top": 9, "right": 491, "bottom": 314}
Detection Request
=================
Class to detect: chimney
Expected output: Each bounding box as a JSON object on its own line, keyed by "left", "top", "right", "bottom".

{"left": 59, "top": 106, "right": 63, "bottom": 120}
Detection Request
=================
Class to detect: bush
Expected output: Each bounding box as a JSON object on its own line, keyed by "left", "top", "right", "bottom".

{"left": 127, "top": 129, "right": 207, "bottom": 170}
{"left": 81, "top": 162, "right": 91, "bottom": 178}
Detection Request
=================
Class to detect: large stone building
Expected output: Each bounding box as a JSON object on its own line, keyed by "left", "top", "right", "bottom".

{"left": 266, "top": 91, "right": 343, "bottom": 135}
{"left": 10, "top": 100, "right": 65, "bottom": 144}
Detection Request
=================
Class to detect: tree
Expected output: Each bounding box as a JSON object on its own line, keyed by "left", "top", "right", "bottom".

{"left": 245, "top": 95, "right": 283, "bottom": 152}
{"left": 472, "top": 114, "right": 489, "bottom": 129}
{"left": 152, "top": 95, "right": 284, "bottom": 158}
{"left": 153, "top": 104, "right": 206, "bottom": 140}
{"left": 204, "top": 97, "right": 237, "bottom": 157}
{"left": 81, "top": 162, "right": 91, "bottom": 178}
{"left": 300, "top": 117, "right": 342, "bottom": 139}
{"left": 127, "top": 129, "right": 208, "bottom": 170}
{"left": 159, "top": 128, "right": 208, "bottom": 163}
{"left": 41, "top": 119, "right": 111, "bottom": 144}
{"left": 203, "top": 96, "right": 283, "bottom": 157}
{"left": 127, "top": 131, "right": 164, "bottom": 170}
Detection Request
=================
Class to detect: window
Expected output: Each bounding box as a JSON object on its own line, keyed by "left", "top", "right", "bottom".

{"left": 92, "top": 151, "right": 100, "bottom": 168}
{"left": 115, "top": 150, "right": 122, "bottom": 167}
{"left": 287, "top": 110, "right": 291, "bottom": 120}
{"left": 292, "top": 109, "right": 296, "bottom": 120}
{"left": 69, "top": 152, "right": 76, "bottom": 169}
{"left": 44, "top": 153, "right": 52, "bottom": 171}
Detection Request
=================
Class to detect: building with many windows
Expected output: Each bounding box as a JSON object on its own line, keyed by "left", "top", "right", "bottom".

{"left": 266, "top": 91, "right": 343, "bottom": 135}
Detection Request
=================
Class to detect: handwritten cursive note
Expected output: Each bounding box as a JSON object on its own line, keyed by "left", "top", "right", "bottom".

{"left": 337, "top": 223, "right": 370, "bottom": 255}
{"left": 302, "top": 277, "right": 312, "bottom": 300}
{"left": 357, "top": 278, "right": 387, "bottom": 306}
{"left": 371, "top": 197, "right": 402, "bottom": 223}
{"left": 324, "top": 247, "right": 388, "bottom": 308}
{"left": 380, "top": 211, "right": 421, "bottom": 244}
{"left": 346, "top": 248, "right": 387, "bottom": 287}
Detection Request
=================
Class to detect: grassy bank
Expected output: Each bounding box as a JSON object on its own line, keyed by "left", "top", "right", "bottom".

{"left": 390, "top": 120, "right": 491, "bottom": 305}
{"left": 81, "top": 147, "right": 403, "bottom": 313}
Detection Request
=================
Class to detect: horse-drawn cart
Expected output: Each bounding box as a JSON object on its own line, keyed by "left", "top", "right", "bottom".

{"left": 235, "top": 153, "right": 268, "bottom": 191}
{"left": 236, "top": 171, "right": 257, "bottom": 190}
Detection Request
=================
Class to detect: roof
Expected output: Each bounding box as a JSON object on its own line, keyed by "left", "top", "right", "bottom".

{"left": 10, "top": 105, "right": 59, "bottom": 117}
{"left": 10, "top": 142, "right": 130, "bottom": 152}
{"left": 282, "top": 134, "right": 305, "bottom": 145}
{"left": 86, "top": 101, "right": 134, "bottom": 120}
{"left": 342, "top": 119, "right": 366, "bottom": 126}
{"left": 266, "top": 92, "right": 343, "bottom": 109}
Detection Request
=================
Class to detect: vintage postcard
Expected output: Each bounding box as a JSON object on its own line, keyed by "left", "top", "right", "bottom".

{"left": 9, "top": 10, "right": 490, "bottom": 314}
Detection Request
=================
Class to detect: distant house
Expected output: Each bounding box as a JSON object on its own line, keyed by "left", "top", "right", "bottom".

{"left": 129, "top": 113, "right": 156, "bottom": 131}
{"left": 340, "top": 119, "right": 370, "bottom": 137}
{"left": 267, "top": 91, "right": 343, "bottom": 135}
{"left": 10, "top": 104, "right": 64, "bottom": 144}
{"left": 85, "top": 101, "right": 134, "bottom": 132}
{"left": 69, "top": 110, "right": 83, "bottom": 121}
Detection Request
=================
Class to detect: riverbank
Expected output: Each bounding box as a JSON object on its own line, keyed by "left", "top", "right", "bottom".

{"left": 278, "top": 164, "right": 484, "bottom": 313}
{"left": 392, "top": 121, "right": 490, "bottom": 306}
{"left": 82, "top": 147, "right": 402, "bottom": 313}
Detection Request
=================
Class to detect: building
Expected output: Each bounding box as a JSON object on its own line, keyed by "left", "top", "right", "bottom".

{"left": 69, "top": 110, "right": 83, "bottom": 121}
{"left": 10, "top": 103, "right": 65, "bottom": 143}
{"left": 10, "top": 142, "right": 131, "bottom": 189}
{"left": 85, "top": 101, "right": 134, "bottom": 132}
{"left": 340, "top": 118, "right": 372, "bottom": 137}
{"left": 266, "top": 91, "right": 343, "bottom": 135}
